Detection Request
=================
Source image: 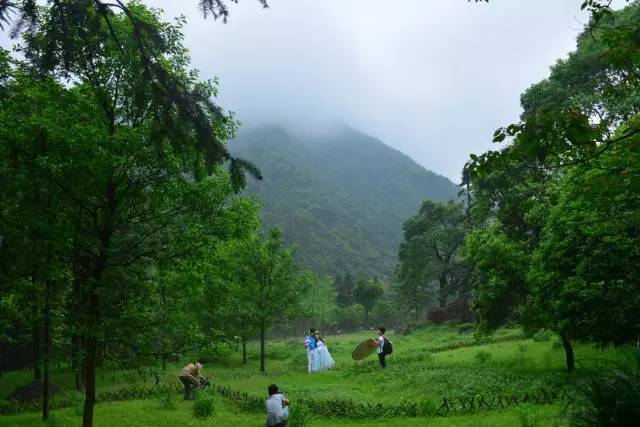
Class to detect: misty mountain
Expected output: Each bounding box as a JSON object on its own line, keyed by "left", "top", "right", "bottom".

{"left": 230, "top": 124, "right": 459, "bottom": 280}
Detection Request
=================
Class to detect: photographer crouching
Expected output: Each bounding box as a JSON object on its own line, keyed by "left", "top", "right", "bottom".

{"left": 179, "top": 359, "right": 207, "bottom": 400}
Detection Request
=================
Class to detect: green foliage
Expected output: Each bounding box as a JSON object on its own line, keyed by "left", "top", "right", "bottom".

{"left": 288, "top": 404, "right": 312, "bottom": 426}
{"left": 45, "top": 414, "right": 60, "bottom": 427}
{"left": 529, "top": 129, "right": 640, "bottom": 345}
{"left": 337, "top": 304, "right": 365, "bottom": 333}
{"left": 474, "top": 350, "right": 492, "bottom": 365}
{"left": 192, "top": 395, "right": 215, "bottom": 419}
{"left": 461, "top": 2, "right": 640, "bottom": 374}
{"left": 516, "top": 405, "right": 543, "bottom": 427}
{"left": 0, "top": 3, "right": 267, "bottom": 425}
{"left": 569, "top": 370, "right": 640, "bottom": 426}
{"left": 298, "top": 275, "right": 339, "bottom": 329}
{"left": 464, "top": 224, "right": 529, "bottom": 333}
{"left": 458, "top": 323, "right": 475, "bottom": 334}
{"left": 352, "top": 278, "right": 385, "bottom": 318}
{"left": 211, "top": 227, "right": 310, "bottom": 371}
{"left": 532, "top": 330, "right": 553, "bottom": 342}
{"left": 158, "top": 390, "right": 177, "bottom": 411}
{"left": 417, "top": 397, "right": 439, "bottom": 416}
{"left": 396, "top": 200, "right": 471, "bottom": 322}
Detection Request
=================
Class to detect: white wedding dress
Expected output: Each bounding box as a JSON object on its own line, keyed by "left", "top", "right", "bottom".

{"left": 311, "top": 339, "right": 334, "bottom": 372}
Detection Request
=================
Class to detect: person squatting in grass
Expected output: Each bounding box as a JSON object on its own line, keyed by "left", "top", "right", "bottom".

{"left": 266, "top": 383, "right": 289, "bottom": 427}
{"left": 179, "top": 359, "right": 205, "bottom": 400}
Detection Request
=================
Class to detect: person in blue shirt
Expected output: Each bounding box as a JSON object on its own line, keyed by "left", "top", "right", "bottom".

{"left": 304, "top": 328, "right": 317, "bottom": 373}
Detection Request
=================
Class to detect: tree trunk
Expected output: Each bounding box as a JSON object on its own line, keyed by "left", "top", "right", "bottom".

{"left": 160, "top": 333, "right": 167, "bottom": 371}
{"left": 82, "top": 336, "right": 97, "bottom": 427}
{"left": 259, "top": 319, "right": 266, "bottom": 372}
{"left": 42, "top": 280, "right": 52, "bottom": 421}
{"left": 242, "top": 336, "right": 247, "bottom": 365}
{"left": 72, "top": 333, "right": 82, "bottom": 391}
{"left": 561, "top": 333, "right": 575, "bottom": 372}
{"left": 32, "top": 325, "right": 41, "bottom": 382}
{"left": 82, "top": 277, "right": 102, "bottom": 427}
{"left": 80, "top": 333, "right": 87, "bottom": 387}
{"left": 438, "top": 275, "right": 447, "bottom": 308}
{"left": 414, "top": 299, "right": 420, "bottom": 323}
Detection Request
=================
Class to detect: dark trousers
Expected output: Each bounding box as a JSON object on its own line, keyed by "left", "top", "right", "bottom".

{"left": 378, "top": 353, "right": 386, "bottom": 369}
{"left": 179, "top": 375, "right": 200, "bottom": 400}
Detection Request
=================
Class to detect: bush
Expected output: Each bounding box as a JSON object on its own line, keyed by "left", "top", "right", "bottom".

{"left": 569, "top": 370, "right": 640, "bottom": 426}
{"left": 474, "top": 350, "right": 492, "bottom": 365}
{"left": 458, "top": 323, "right": 475, "bottom": 334}
{"left": 417, "top": 397, "right": 438, "bottom": 416}
{"left": 159, "top": 390, "right": 177, "bottom": 410}
{"left": 427, "top": 307, "right": 448, "bottom": 324}
{"left": 289, "top": 404, "right": 311, "bottom": 426}
{"left": 532, "top": 330, "right": 553, "bottom": 342}
{"left": 46, "top": 414, "right": 60, "bottom": 427}
{"left": 516, "top": 405, "right": 542, "bottom": 427}
{"left": 443, "top": 298, "right": 473, "bottom": 323}
{"left": 193, "top": 395, "right": 215, "bottom": 418}
{"left": 74, "top": 403, "right": 84, "bottom": 417}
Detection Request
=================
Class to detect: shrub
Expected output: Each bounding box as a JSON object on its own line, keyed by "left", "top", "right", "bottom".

{"left": 289, "top": 404, "right": 311, "bottom": 426}
{"left": 443, "top": 298, "right": 473, "bottom": 323}
{"left": 417, "top": 397, "right": 438, "bottom": 416}
{"left": 458, "top": 323, "right": 475, "bottom": 334}
{"left": 569, "top": 370, "right": 640, "bottom": 426}
{"left": 46, "top": 414, "right": 60, "bottom": 427}
{"left": 193, "top": 395, "right": 215, "bottom": 418}
{"left": 427, "top": 307, "right": 448, "bottom": 324}
{"left": 532, "top": 330, "right": 553, "bottom": 342}
{"left": 516, "top": 405, "right": 542, "bottom": 427}
{"left": 159, "top": 390, "right": 177, "bottom": 410}
{"left": 474, "top": 350, "right": 492, "bottom": 365}
{"left": 74, "top": 403, "right": 84, "bottom": 417}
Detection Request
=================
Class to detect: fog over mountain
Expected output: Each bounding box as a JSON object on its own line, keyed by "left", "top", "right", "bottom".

{"left": 138, "top": 0, "right": 627, "bottom": 181}
{"left": 231, "top": 124, "right": 459, "bottom": 279}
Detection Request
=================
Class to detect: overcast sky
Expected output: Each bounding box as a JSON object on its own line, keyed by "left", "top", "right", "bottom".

{"left": 3, "top": 1, "right": 626, "bottom": 181}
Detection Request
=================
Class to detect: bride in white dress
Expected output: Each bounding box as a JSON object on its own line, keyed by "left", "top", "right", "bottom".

{"left": 311, "top": 332, "right": 334, "bottom": 372}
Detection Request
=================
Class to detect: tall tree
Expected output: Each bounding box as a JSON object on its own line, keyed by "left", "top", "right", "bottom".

{"left": 463, "top": 2, "right": 640, "bottom": 371}
{"left": 1, "top": 4, "right": 260, "bottom": 425}
{"left": 337, "top": 272, "right": 355, "bottom": 306}
{"left": 396, "top": 200, "right": 470, "bottom": 322}
{"left": 216, "top": 228, "right": 309, "bottom": 372}
{"left": 353, "top": 278, "right": 385, "bottom": 321}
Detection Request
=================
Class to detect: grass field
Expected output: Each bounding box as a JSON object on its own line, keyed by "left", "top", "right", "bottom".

{"left": 1, "top": 325, "right": 636, "bottom": 426}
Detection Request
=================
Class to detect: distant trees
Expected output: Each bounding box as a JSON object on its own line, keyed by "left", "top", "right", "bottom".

{"left": 335, "top": 272, "right": 355, "bottom": 306}
{"left": 353, "top": 278, "right": 385, "bottom": 321}
{"left": 300, "top": 276, "right": 339, "bottom": 331}
{"left": 213, "top": 228, "right": 310, "bottom": 372}
{"left": 395, "top": 200, "right": 471, "bottom": 322}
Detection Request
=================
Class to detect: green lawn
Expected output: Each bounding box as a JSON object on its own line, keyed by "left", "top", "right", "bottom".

{"left": 0, "top": 399, "right": 565, "bottom": 426}
{"left": 1, "top": 325, "right": 635, "bottom": 426}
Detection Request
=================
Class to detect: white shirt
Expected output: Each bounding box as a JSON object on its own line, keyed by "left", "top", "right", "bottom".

{"left": 266, "top": 393, "right": 288, "bottom": 426}
{"left": 377, "top": 336, "right": 385, "bottom": 354}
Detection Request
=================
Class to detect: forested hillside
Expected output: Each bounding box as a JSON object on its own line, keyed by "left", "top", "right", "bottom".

{"left": 231, "top": 125, "right": 459, "bottom": 279}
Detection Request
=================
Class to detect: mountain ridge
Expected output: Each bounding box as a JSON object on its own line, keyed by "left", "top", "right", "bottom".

{"left": 230, "top": 124, "right": 459, "bottom": 279}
